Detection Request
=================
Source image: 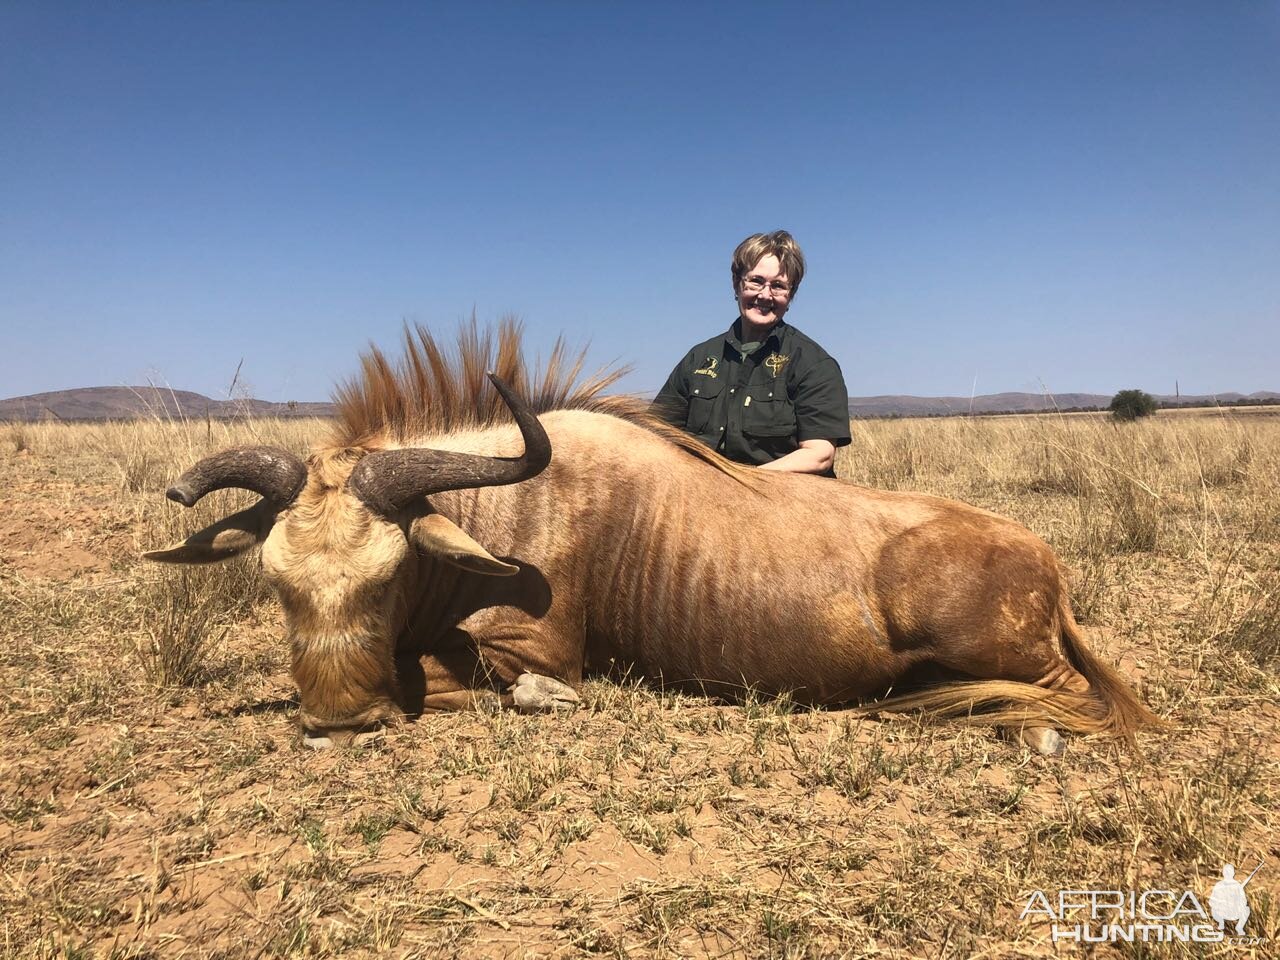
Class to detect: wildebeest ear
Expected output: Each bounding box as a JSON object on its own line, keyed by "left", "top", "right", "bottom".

{"left": 143, "top": 500, "right": 276, "bottom": 564}
{"left": 410, "top": 514, "right": 519, "bottom": 577}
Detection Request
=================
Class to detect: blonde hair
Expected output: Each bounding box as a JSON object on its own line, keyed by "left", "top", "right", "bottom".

{"left": 731, "top": 230, "right": 806, "bottom": 294}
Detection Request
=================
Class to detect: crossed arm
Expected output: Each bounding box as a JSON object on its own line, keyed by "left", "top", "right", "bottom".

{"left": 757, "top": 438, "right": 836, "bottom": 475}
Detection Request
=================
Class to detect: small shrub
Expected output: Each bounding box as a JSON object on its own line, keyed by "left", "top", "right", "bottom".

{"left": 761, "top": 906, "right": 813, "bottom": 954}
{"left": 1109, "top": 389, "right": 1158, "bottom": 421}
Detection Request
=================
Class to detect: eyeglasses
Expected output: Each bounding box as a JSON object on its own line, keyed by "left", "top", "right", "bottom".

{"left": 740, "top": 275, "right": 792, "bottom": 296}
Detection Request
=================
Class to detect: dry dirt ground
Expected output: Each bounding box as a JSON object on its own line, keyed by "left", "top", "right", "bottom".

{"left": 1, "top": 413, "right": 1277, "bottom": 959}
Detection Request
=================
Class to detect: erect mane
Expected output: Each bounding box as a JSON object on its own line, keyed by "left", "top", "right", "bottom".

{"left": 327, "top": 318, "right": 759, "bottom": 486}
{"left": 329, "top": 318, "right": 626, "bottom": 447}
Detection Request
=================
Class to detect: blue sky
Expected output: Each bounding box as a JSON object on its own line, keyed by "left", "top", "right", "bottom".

{"left": 2, "top": 1, "right": 1277, "bottom": 402}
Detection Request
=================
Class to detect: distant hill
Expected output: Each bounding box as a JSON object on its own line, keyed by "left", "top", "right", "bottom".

{"left": 848, "top": 390, "right": 1280, "bottom": 418}
{"left": 0, "top": 386, "right": 336, "bottom": 422}
{"left": 1, "top": 385, "right": 1277, "bottom": 422}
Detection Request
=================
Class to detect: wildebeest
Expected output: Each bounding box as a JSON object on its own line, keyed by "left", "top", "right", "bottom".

{"left": 147, "top": 322, "right": 1156, "bottom": 754}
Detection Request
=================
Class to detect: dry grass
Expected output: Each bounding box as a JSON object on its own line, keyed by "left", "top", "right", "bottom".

{"left": 1, "top": 411, "right": 1277, "bottom": 958}
{"left": 2, "top": 422, "right": 33, "bottom": 455}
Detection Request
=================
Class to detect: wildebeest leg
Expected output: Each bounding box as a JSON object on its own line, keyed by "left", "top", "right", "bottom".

{"left": 423, "top": 687, "right": 503, "bottom": 712}
{"left": 1017, "top": 662, "right": 1091, "bottom": 755}
{"left": 416, "top": 644, "right": 505, "bottom": 713}
{"left": 1018, "top": 726, "right": 1065, "bottom": 756}
{"left": 459, "top": 602, "right": 587, "bottom": 712}
{"left": 410, "top": 611, "right": 586, "bottom": 714}
{"left": 957, "top": 650, "right": 1085, "bottom": 757}
{"left": 931, "top": 614, "right": 1092, "bottom": 757}
{"left": 877, "top": 522, "right": 1113, "bottom": 753}
{"left": 417, "top": 667, "right": 578, "bottom": 713}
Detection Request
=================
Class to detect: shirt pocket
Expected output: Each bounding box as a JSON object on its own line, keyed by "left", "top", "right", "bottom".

{"left": 742, "top": 380, "right": 796, "bottom": 438}
{"left": 686, "top": 377, "right": 725, "bottom": 434}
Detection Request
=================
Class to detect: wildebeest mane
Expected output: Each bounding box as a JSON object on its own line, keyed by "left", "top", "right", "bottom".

{"left": 329, "top": 319, "right": 755, "bottom": 482}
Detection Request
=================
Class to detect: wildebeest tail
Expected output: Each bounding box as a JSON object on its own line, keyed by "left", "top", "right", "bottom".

{"left": 852, "top": 594, "right": 1159, "bottom": 743}
{"left": 1053, "top": 592, "right": 1160, "bottom": 742}
{"left": 850, "top": 680, "right": 1114, "bottom": 738}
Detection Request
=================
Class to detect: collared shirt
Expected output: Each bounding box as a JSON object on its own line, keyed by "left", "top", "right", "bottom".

{"left": 651, "top": 319, "right": 851, "bottom": 472}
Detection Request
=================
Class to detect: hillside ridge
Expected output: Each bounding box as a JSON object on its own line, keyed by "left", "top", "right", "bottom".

{"left": 2, "top": 385, "right": 1278, "bottom": 422}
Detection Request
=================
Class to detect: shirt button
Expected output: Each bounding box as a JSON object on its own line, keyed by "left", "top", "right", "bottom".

{"left": 693, "top": 388, "right": 699, "bottom": 395}
{"left": 730, "top": 388, "right": 735, "bottom": 394}
{"left": 719, "top": 426, "right": 724, "bottom": 432}
{"left": 768, "top": 392, "right": 773, "bottom": 397}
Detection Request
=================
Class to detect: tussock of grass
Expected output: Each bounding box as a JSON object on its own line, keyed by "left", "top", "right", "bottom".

{"left": 3, "top": 421, "right": 32, "bottom": 454}
{"left": 134, "top": 568, "right": 233, "bottom": 687}
{"left": 1227, "top": 573, "right": 1280, "bottom": 665}
{"left": 1193, "top": 560, "right": 1280, "bottom": 667}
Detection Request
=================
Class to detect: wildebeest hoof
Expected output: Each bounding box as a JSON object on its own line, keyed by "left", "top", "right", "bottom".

{"left": 511, "top": 673, "right": 580, "bottom": 713}
{"left": 1020, "top": 726, "right": 1065, "bottom": 757}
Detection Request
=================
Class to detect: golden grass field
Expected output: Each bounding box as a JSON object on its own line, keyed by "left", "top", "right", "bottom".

{"left": 1, "top": 409, "right": 1277, "bottom": 958}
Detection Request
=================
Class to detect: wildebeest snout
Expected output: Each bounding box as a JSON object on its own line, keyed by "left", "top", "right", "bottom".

{"left": 301, "top": 718, "right": 394, "bottom": 751}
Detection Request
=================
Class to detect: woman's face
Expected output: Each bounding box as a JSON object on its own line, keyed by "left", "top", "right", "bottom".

{"left": 736, "top": 254, "right": 793, "bottom": 334}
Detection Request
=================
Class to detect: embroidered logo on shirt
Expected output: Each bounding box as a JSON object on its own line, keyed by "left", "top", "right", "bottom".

{"left": 693, "top": 357, "right": 719, "bottom": 378}
{"left": 764, "top": 353, "right": 790, "bottom": 377}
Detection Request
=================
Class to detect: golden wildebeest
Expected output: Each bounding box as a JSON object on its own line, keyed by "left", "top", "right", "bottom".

{"left": 147, "top": 322, "right": 1156, "bottom": 754}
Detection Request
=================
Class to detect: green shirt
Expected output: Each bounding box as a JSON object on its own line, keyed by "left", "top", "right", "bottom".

{"left": 651, "top": 319, "right": 851, "bottom": 473}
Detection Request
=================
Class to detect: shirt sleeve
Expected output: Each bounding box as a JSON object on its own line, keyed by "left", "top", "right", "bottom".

{"left": 794, "top": 357, "right": 851, "bottom": 447}
{"left": 649, "top": 353, "right": 693, "bottom": 428}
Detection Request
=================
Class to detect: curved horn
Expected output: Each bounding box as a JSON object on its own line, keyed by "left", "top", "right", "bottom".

{"left": 349, "top": 373, "right": 552, "bottom": 515}
{"left": 166, "top": 446, "right": 308, "bottom": 508}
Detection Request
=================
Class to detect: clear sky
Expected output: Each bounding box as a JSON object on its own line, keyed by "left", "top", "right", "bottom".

{"left": 2, "top": 1, "right": 1277, "bottom": 402}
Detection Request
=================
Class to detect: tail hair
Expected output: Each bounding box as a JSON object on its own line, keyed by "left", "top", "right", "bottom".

{"left": 854, "top": 595, "right": 1160, "bottom": 744}
{"left": 1054, "top": 593, "right": 1161, "bottom": 741}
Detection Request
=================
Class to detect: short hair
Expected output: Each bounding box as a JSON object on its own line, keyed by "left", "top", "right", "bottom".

{"left": 731, "top": 231, "right": 807, "bottom": 294}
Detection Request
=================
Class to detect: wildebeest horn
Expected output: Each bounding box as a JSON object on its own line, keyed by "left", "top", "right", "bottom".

{"left": 349, "top": 372, "right": 552, "bottom": 514}
{"left": 165, "top": 446, "right": 308, "bottom": 508}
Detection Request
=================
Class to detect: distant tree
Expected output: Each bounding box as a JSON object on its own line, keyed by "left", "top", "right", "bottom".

{"left": 1109, "top": 389, "right": 1158, "bottom": 421}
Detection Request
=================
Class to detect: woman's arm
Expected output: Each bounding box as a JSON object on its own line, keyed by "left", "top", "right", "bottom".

{"left": 757, "top": 438, "right": 835, "bottom": 474}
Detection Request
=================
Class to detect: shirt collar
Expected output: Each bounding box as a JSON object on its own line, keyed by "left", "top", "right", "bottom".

{"left": 727, "top": 318, "right": 787, "bottom": 354}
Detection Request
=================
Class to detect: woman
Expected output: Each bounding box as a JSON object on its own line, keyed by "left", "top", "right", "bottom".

{"left": 651, "top": 230, "right": 851, "bottom": 476}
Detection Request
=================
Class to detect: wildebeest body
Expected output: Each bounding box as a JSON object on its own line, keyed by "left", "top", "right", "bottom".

{"left": 393, "top": 413, "right": 1106, "bottom": 716}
